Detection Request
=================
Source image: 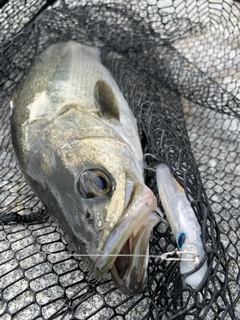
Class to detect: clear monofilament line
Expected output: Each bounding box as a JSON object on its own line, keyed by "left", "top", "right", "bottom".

{"left": 39, "top": 249, "right": 197, "bottom": 262}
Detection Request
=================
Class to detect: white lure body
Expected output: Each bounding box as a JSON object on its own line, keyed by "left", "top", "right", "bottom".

{"left": 156, "top": 164, "right": 207, "bottom": 287}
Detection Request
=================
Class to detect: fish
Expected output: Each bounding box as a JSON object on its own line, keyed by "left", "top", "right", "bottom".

{"left": 156, "top": 164, "right": 207, "bottom": 287}
{"left": 10, "top": 40, "right": 160, "bottom": 295}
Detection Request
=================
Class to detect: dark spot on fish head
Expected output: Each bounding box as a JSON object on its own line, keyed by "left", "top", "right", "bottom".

{"left": 86, "top": 210, "right": 94, "bottom": 225}
{"left": 94, "top": 80, "right": 120, "bottom": 121}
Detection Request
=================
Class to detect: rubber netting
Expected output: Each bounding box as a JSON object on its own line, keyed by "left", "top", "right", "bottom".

{"left": 0, "top": 0, "right": 239, "bottom": 319}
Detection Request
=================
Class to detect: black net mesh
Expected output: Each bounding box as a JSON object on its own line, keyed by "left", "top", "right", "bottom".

{"left": 0, "top": 0, "right": 239, "bottom": 319}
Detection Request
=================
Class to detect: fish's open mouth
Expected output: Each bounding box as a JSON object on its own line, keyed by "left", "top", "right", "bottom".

{"left": 110, "top": 210, "right": 159, "bottom": 295}
{"left": 114, "top": 238, "right": 131, "bottom": 279}
{"left": 94, "top": 184, "right": 160, "bottom": 295}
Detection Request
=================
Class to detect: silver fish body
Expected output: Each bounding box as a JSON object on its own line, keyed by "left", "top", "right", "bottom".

{"left": 11, "top": 41, "right": 160, "bottom": 295}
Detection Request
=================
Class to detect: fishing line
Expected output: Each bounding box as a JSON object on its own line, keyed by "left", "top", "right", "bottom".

{"left": 142, "top": 152, "right": 159, "bottom": 164}
{"left": 38, "top": 249, "right": 198, "bottom": 263}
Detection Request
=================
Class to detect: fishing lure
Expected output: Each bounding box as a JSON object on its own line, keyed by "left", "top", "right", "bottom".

{"left": 156, "top": 164, "right": 207, "bottom": 287}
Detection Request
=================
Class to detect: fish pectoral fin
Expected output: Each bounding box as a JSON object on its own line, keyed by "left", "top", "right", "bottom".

{"left": 94, "top": 80, "right": 120, "bottom": 121}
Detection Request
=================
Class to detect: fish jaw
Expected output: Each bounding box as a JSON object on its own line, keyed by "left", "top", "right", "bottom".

{"left": 94, "top": 183, "right": 160, "bottom": 295}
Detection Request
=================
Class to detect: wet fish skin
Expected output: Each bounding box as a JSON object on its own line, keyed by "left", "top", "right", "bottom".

{"left": 11, "top": 41, "right": 160, "bottom": 295}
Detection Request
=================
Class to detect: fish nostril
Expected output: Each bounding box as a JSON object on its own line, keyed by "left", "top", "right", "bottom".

{"left": 86, "top": 211, "right": 93, "bottom": 224}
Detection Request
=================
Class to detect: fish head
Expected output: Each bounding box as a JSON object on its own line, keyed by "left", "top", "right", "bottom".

{"left": 42, "top": 135, "right": 159, "bottom": 295}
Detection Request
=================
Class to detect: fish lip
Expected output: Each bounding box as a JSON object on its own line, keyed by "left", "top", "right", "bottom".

{"left": 93, "top": 184, "right": 160, "bottom": 295}
{"left": 110, "top": 210, "right": 160, "bottom": 295}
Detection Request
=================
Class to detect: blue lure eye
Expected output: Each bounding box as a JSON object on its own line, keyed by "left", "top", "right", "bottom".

{"left": 177, "top": 232, "right": 186, "bottom": 249}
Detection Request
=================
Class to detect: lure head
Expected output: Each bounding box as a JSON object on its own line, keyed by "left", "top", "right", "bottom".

{"left": 176, "top": 230, "right": 207, "bottom": 287}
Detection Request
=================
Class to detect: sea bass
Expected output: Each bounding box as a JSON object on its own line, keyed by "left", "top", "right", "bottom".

{"left": 11, "top": 41, "right": 160, "bottom": 295}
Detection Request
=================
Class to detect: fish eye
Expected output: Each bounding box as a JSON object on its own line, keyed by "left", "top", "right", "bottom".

{"left": 177, "top": 232, "right": 186, "bottom": 249}
{"left": 78, "top": 170, "right": 111, "bottom": 198}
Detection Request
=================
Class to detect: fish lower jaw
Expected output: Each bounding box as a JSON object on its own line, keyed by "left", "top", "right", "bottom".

{"left": 93, "top": 184, "right": 160, "bottom": 295}
{"left": 110, "top": 211, "right": 160, "bottom": 296}
{"left": 110, "top": 214, "right": 150, "bottom": 284}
